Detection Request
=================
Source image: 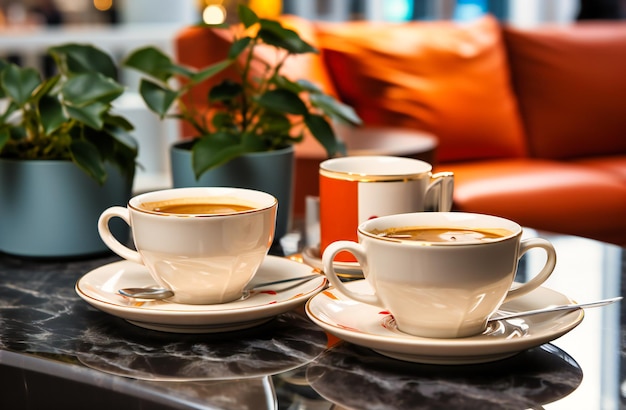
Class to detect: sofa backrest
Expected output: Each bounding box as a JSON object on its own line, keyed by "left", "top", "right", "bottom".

{"left": 503, "top": 22, "right": 626, "bottom": 160}
{"left": 175, "top": 26, "right": 234, "bottom": 139}
{"left": 315, "top": 16, "right": 528, "bottom": 164}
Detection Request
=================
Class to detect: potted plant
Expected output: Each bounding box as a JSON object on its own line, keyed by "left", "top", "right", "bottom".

{"left": 0, "top": 43, "right": 138, "bottom": 257}
{"left": 123, "top": 4, "right": 361, "bottom": 245}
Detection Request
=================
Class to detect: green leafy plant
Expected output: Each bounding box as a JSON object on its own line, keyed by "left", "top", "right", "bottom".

{"left": 0, "top": 44, "right": 137, "bottom": 185}
{"left": 124, "top": 4, "right": 361, "bottom": 179}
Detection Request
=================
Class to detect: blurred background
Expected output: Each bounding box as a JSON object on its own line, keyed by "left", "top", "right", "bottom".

{"left": 0, "top": 0, "right": 624, "bottom": 192}
{"left": 0, "top": 0, "right": 624, "bottom": 28}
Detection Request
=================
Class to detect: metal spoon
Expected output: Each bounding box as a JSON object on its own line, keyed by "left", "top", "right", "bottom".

{"left": 118, "top": 273, "right": 322, "bottom": 300}
{"left": 489, "top": 296, "right": 622, "bottom": 322}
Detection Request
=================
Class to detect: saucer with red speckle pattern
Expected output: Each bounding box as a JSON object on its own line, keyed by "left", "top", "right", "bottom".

{"left": 77, "top": 256, "right": 326, "bottom": 333}
{"left": 305, "top": 280, "right": 583, "bottom": 364}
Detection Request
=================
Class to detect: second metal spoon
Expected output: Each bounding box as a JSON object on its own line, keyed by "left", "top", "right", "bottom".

{"left": 489, "top": 296, "right": 622, "bottom": 322}
{"left": 118, "top": 273, "right": 322, "bottom": 300}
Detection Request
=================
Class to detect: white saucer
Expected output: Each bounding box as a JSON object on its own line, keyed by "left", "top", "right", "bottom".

{"left": 301, "top": 246, "right": 363, "bottom": 279}
{"left": 305, "top": 280, "right": 584, "bottom": 364}
{"left": 76, "top": 256, "right": 327, "bottom": 333}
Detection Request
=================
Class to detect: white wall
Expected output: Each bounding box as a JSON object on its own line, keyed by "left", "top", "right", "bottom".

{"left": 509, "top": 0, "right": 578, "bottom": 26}
{"left": 117, "top": 0, "right": 198, "bottom": 24}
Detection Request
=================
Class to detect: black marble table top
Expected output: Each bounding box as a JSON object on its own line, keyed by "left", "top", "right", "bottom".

{"left": 0, "top": 230, "right": 623, "bottom": 409}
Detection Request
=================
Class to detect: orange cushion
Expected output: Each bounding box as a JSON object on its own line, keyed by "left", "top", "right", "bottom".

{"left": 503, "top": 22, "right": 626, "bottom": 159}
{"left": 273, "top": 15, "right": 338, "bottom": 98}
{"left": 316, "top": 15, "right": 528, "bottom": 163}
{"left": 436, "top": 158, "right": 626, "bottom": 245}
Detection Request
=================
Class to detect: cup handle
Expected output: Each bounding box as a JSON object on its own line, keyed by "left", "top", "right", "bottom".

{"left": 322, "top": 241, "right": 383, "bottom": 307}
{"left": 98, "top": 206, "right": 143, "bottom": 264}
{"left": 504, "top": 238, "right": 557, "bottom": 302}
{"left": 425, "top": 172, "right": 454, "bottom": 212}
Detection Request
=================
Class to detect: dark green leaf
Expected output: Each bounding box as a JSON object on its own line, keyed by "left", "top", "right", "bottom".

{"left": 39, "top": 94, "right": 68, "bottom": 135}
{"left": 8, "top": 125, "right": 27, "bottom": 141}
{"left": 0, "top": 128, "right": 9, "bottom": 150}
{"left": 67, "top": 102, "right": 107, "bottom": 129}
{"left": 104, "top": 123, "right": 138, "bottom": 154}
{"left": 1, "top": 65, "right": 41, "bottom": 106}
{"left": 212, "top": 112, "right": 236, "bottom": 129}
{"left": 256, "top": 89, "right": 308, "bottom": 115}
{"left": 192, "top": 131, "right": 245, "bottom": 178}
{"left": 104, "top": 113, "right": 134, "bottom": 131}
{"left": 84, "top": 124, "right": 138, "bottom": 183}
{"left": 309, "top": 93, "right": 362, "bottom": 125}
{"left": 229, "top": 37, "right": 252, "bottom": 59}
{"left": 83, "top": 127, "right": 114, "bottom": 158}
{"left": 257, "top": 112, "right": 291, "bottom": 133}
{"left": 139, "top": 79, "right": 179, "bottom": 117}
{"left": 70, "top": 139, "right": 107, "bottom": 185}
{"left": 62, "top": 72, "right": 124, "bottom": 106}
{"left": 209, "top": 79, "right": 243, "bottom": 102}
{"left": 124, "top": 46, "right": 194, "bottom": 81}
{"left": 111, "top": 141, "right": 138, "bottom": 183}
{"left": 238, "top": 5, "right": 259, "bottom": 28}
{"left": 240, "top": 131, "right": 269, "bottom": 151}
{"left": 0, "top": 60, "right": 8, "bottom": 99}
{"left": 271, "top": 75, "right": 304, "bottom": 93}
{"left": 258, "top": 20, "right": 317, "bottom": 54}
{"left": 305, "top": 114, "right": 340, "bottom": 157}
{"left": 49, "top": 43, "right": 118, "bottom": 79}
{"left": 190, "top": 60, "right": 232, "bottom": 83}
{"left": 295, "top": 78, "right": 323, "bottom": 93}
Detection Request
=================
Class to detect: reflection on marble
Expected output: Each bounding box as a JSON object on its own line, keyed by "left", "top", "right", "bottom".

{"left": 0, "top": 253, "right": 324, "bottom": 409}
{"left": 76, "top": 311, "right": 328, "bottom": 380}
{"left": 1, "top": 360, "right": 277, "bottom": 410}
{"left": 306, "top": 342, "right": 583, "bottom": 410}
{"left": 139, "top": 376, "right": 278, "bottom": 410}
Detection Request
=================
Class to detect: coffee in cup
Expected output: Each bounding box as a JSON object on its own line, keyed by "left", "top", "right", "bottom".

{"left": 98, "top": 187, "right": 278, "bottom": 305}
{"left": 322, "top": 212, "right": 557, "bottom": 338}
{"left": 373, "top": 226, "right": 513, "bottom": 243}
{"left": 140, "top": 199, "right": 255, "bottom": 215}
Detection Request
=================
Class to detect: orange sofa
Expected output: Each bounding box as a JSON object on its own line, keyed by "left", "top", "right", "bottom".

{"left": 175, "top": 15, "right": 626, "bottom": 246}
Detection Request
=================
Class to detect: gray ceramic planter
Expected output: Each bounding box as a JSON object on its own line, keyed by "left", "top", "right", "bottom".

{"left": 0, "top": 159, "right": 132, "bottom": 258}
{"left": 170, "top": 142, "right": 294, "bottom": 243}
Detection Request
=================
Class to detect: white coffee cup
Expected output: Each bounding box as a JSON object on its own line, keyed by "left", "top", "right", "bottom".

{"left": 322, "top": 212, "right": 557, "bottom": 338}
{"left": 98, "top": 187, "right": 277, "bottom": 305}
{"left": 319, "top": 156, "right": 453, "bottom": 262}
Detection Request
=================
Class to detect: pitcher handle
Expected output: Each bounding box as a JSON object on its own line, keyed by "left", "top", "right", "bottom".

{"left": 425, "top": 171, "right": 454, "bottom": 211}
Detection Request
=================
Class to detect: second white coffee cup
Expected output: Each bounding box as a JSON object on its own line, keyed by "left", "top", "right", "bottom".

{"left": 322, "top": 212, "right": 557, "bottom": 338}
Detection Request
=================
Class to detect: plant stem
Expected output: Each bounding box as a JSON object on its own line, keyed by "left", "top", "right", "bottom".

{"left": 239, "top": 36, "right": 259, "bottom": 133}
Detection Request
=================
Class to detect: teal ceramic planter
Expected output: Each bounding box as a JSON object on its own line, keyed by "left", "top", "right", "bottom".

{"left": 170, "top": 142, "right": 294, "bottom": 243}
{"left": 0, "top": 159, "right": 132, "bottom": 258}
